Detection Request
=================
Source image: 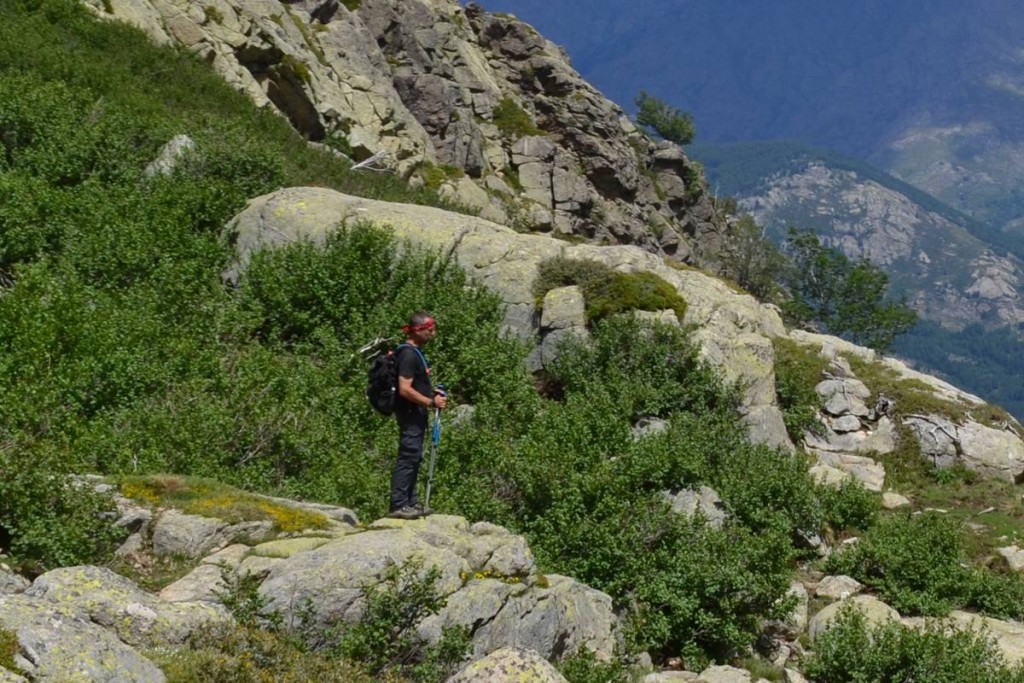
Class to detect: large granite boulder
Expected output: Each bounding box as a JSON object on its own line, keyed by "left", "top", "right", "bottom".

{"left": 226, "top": 186, "right": 793, "bottom": 450}
{"left": 258, "top": 514, "right": 620, "bottom": 662}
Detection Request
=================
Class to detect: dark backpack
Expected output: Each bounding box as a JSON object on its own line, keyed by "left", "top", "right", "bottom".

{"left": 365, "top": 344, "right": 407, "bottom": 416}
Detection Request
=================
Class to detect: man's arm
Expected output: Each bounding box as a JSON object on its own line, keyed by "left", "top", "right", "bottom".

{"left": 397, "top": 375, "right": 445, "bottom": 409}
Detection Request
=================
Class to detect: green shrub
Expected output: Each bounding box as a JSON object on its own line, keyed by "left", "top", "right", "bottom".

{"left": 0, "top": 442, "right": 125, "bottom": 573}
{"left": 805, "top": 602, "right": 1024, "bottom": 683}
{"left": 817, "top": 478, "right": 879, "bottom": 535}
{"left": 337, "top": 559, "right": 470, "bottom": 682}
{"left": 533, "top": 257, "right": 687, "bottom": 323}
{"left": 492, "top": 96, "right": 542, "bottom": 139}
{"left": 634, "top": 91, "right": 696, "bottom": 146}
{"left": 558, "top": 648, "right": 630, "bottom": 683}
{"left": 825, "top": 511, "right": 1024, "bottom": 620}
{"left": 772, "top": 337, "right": 828, "bottom": 440}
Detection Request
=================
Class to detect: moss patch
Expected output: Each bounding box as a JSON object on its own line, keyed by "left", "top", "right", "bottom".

{"left": 119, "top": 475, "right": 329, "bottom": 533}
{"left": 532, "top": 256, "right": 687, "bottom": 323}
{"left": 0, "top": 627, "right": 18, "bottom": 673}
{"left": 845, "top": 355, "right": 1012, "bottom": 428}
{"left": 417, "top": 161, "right": 465, "bottom": 191}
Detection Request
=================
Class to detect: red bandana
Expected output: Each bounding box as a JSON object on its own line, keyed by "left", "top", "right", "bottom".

{"left": 402, "top": 317, "right": 436, "bottom": 334}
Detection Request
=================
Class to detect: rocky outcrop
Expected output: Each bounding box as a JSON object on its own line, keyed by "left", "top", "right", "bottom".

{"left": 82, "top": 0, "right": 726, "bottom": 265}
{"left": 787, "top": 329, "right": 1024, "bottom": 487}
{"left": 903, "top": 414, "right": 1024, "bottom": 483}
{"left": 0, "top": 490, "right": 621, "bottom": 679}
{"left": 258, "top": 514, "right": 620, "bottom": 662}
{"left": 226, "top": 186, "right": 793, "bottom": 450}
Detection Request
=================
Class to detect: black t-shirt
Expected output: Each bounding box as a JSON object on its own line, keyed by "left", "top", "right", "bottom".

{"left": 395, "top": 344, "right": 432, "bottom": 409}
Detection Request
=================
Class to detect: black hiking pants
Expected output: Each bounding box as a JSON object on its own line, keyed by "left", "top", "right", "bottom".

{"left": 390, "top": 405, "right": 427, "bottom": 511}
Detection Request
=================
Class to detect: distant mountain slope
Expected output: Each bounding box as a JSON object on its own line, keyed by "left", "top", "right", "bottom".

{"left": 691, "top": 141, "right": 1024, "bottom": 332}
{"left": 473, "top": 0, "right": 1024, "bottom": 250}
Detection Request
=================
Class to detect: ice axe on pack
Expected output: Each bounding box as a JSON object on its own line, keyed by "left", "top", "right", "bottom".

{"left": 423, "top": 385, "right": 446, "bottom": 511}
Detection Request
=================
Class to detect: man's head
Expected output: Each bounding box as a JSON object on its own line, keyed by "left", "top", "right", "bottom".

{"left": 403, "top": 311, "right": 437, "bottom": 346}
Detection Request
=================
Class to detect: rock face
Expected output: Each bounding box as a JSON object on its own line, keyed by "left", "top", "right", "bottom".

{"left": 226, "top": 186, "right": 793, "bottom": 450}
{"left": 82, "top": 0, "right": 726, "bottom": 265}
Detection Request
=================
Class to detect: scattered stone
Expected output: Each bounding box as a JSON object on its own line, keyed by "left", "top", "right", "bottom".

{"left": 881, "top": 492, "right": 911, "bottom": 509}
{"left": 998, "top": 546, "right": 1024, "bottom": 572}
{"left": 644, "top": 672, "right": 699, "bottom": 682}
{"left": 697, "top": 664, "right": 752, "bottom": 683}
{"left": 445, "top": 647, "right": 567, "bottom": 683}
{"left": 662, "top": 486, "right": 727, "bottom": 528}
{"left": 815, "top": 575, "right": 864, "bottom": 600}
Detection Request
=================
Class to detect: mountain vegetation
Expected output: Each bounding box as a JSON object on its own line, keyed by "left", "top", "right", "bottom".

{"left": 4, "top": 2, "right": 1024, "bottom": 681}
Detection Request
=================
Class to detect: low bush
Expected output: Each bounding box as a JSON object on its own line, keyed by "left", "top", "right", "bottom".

{"left": 0, "top": 441, "right": 124, "bottom": 574}
{"left": 337, "top": 560, "right": 470, "bottom": 683}
{"left": 492, "top": 96, "right": 542, "bottom": 139}
{"left": 533, "top": 256, "right": 687, "bottom": 323}
{"left": 817, "top": 478, "right": 879, "bottom": 535}
{"left": 805, "top": 603, "right": 1024, "bottom": 683}
{"left": 558, "top": 648, "right": 631, "bottom": 683}
{"left": 772, "top": 337, "right": 828, "bottom": 441}
{"left": 826, "top": 511, "right": 1024, "bottom": 620}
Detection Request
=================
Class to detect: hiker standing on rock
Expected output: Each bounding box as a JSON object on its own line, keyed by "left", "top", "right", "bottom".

{"left": 388, "top": 311, "right": 447, "bottom": 520}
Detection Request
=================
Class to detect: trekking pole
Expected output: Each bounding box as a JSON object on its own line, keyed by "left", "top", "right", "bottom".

{"left": 423, "top": 387, "right": 445, "bottom": 511}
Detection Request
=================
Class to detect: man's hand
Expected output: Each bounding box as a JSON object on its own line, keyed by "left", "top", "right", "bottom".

{"left": 433, "top": 391, "right": 448, "bottom": 410}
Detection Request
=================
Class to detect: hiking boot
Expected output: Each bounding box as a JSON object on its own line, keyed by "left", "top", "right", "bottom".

{"left": 413, "top": 503, "right": 433, "bottom": 517}
{"left": 386, "top": 506, "right": 422, "bottom": 520}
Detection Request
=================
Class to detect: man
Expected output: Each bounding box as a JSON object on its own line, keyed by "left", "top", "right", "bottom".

{"left": 388, "top": 311, "right": 447, "bottom": 519}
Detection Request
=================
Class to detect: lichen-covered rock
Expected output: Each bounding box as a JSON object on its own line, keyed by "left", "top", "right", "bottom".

{"left": 0, "top": 593, "right": 166, "bottom": 683}
{"left": 0, "top": 667, "right": 28, "bottom": 682}
{"left": 0, "top": 567, "right": 29, "bottom": 596}
{"left": 809, "top": 595, "right": 899, "bottom": 643}
{"left": 150, "top": 510, "right": 273, "bottom": 559}
{"left": 258, "top": 514, "right": 618, "bottom": 663}
{"left": 25, "top": 566, "right": 229, "bottom": 647}
{"left": 445, "top": 647, "right": 567, "bottom": 683}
